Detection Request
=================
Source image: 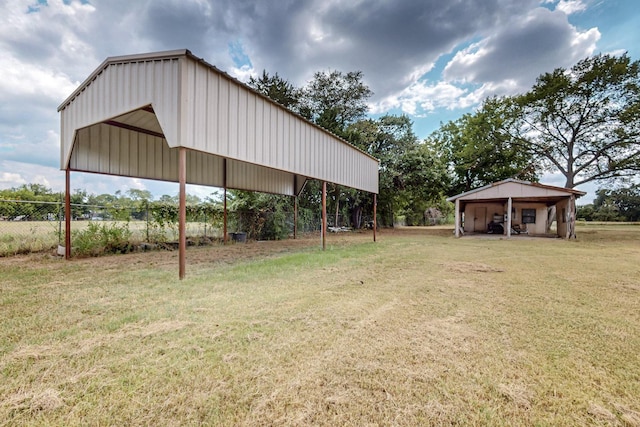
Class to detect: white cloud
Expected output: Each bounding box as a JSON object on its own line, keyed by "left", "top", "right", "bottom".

{"left": 556, "top": 0, "right": 588, "bottom": 15}
{"left": 0, "top": 171, "right": 27, "bottom": 187}
{"left": 442, "top": 7, "right": 599, "bottom": 95}
{"left": 0, "top": 55, "right": 77, "bottom": 103}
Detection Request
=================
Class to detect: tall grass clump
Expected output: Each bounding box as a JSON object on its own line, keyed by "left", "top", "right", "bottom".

{"left": 72, "top": 221, "right": 133, "bottom": 256}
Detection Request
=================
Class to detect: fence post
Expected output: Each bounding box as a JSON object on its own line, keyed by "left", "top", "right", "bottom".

{"left": 145, "top": 201, "right": 150, "bottom": 242}
{"left": 58, "top": 196, "right": 63, "bottom": 244}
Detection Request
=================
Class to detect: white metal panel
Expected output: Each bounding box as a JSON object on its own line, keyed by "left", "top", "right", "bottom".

{"left": 60, "top": 50, "right": 379, "bottom": 195}
{"left": 227, "top": 159, "right": 294, "bottom": 195}
{"left": 69, "top": 124, "right": 179, "bottom": 182}
{"left": 179, "top": 53, "right": 378, "bottom": 193}
{"left": 59, "top": 55, "right": 182, "bottom": 167}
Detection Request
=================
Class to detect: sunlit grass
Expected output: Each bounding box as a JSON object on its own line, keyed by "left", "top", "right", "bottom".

{"left": 1, "top": 225, "right": 639, "bottom": 425}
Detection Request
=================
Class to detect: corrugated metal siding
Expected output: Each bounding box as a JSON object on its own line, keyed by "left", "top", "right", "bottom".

{"left": 69, "top": 123, "right": 298, "bottom": 194}
{"left": 60, "top": 57, "right": 181, "bottom": 167}
{"left": 60, "top": 51, "right": 378, "bottom": 195}
{"left": 70, "top": 124, "right": 179, "bottom": 181}
{"left": 180, "top": 57, "right": 378, "bottom": 193}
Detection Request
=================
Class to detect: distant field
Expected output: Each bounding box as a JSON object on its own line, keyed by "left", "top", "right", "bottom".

{"left": 0, "top": 220, "right": 220, "bottom": 256}
{"left": 1, "top": 225, "right": 639, "bottom": 425}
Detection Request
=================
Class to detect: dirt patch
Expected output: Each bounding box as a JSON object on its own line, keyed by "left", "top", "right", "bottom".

{"left": 442, "top": 261, "right": 505, "bottom": 273}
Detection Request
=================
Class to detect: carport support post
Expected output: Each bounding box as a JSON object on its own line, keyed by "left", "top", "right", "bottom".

{"left": 223, "top": 159, "right": 228, "bottom": 245}
{"left": 506, "top": 197, "right": 512, "bottom": 238}
{"left": 178, "top": 147, "right": 187, "bottom": 280}
{"left": 322, "top": 181, "right": 327, "bottom": 250}
{"left": 64, "top": 167, "right": 71, "bottom": 259}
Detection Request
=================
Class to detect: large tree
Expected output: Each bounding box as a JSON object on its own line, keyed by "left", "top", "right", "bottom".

{"left": 349, "top": 115, "right": 448, "bottom": 225}
{"left": 247, "top": 70, "right": 300, "bottom": 110}
{"left": 299, "top": 70, "right": 373, "bottom": 135}
{"left": 511, "top": 53, "right": 640, "bottom": 188}
{"left": 429, "top": 97, "right": 537, "bottom": 194}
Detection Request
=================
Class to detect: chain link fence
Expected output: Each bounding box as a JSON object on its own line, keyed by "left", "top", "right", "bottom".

{"left": 0, "top": 199, "right": 326, "bottom": 256}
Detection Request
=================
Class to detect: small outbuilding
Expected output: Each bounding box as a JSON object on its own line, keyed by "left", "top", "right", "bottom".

{"left": 447, "top": 179, "right": 586, "bottom": 239}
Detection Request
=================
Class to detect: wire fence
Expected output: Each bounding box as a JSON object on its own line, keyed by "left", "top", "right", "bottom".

{"left": 0, "top": 199, "right": 329, "bottom": 256}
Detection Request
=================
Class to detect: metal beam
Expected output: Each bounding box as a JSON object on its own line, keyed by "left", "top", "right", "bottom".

{"left": 104, "top": 120, "right": 165, "bottom": 139}
{"left": 65, "top": 168, "right": 71, "bottom": 259}
{"left": 178, "top": 147, "right": 186, "bottom": 279}
{"left": 223, "top": 158, "right": 228, "bottom": 245}
{"left": 322, "top": 181, "right": 327, "bottom": 251}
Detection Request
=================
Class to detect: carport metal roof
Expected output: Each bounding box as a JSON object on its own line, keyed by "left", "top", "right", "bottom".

{"left": 58, "top": 49, "right": 380, "bottom": 277}
{"left": 58, "top": 49, "right": 378, "bottom": 195}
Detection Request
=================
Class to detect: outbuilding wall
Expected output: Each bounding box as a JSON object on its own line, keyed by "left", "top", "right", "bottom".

{"left": 463, "top": 202, "right": 550, "bottom": 235}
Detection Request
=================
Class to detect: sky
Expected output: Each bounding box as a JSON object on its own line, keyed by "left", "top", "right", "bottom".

{"left": 0, "top": 0, "right": 638, "bottom": 204}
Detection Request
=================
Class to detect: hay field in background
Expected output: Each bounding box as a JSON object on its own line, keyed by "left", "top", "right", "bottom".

{"left": 1, "top": 225, "right": 639, "bottom": 426}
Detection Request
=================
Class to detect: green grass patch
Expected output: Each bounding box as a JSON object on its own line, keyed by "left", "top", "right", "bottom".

{"left": 1, "top": 226, "right": 639, "bottom": 425}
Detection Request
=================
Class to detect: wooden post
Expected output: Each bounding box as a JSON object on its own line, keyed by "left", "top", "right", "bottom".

{"left": 65, "top": 168, "right": 71, "bottom": 259}
{"left": 373, "top": 193, "right": 377, "bottom": 242}
{"left": 506, "top": 197, "right": 512, "bottom": 238}
{"left": 223, "top": 159, "right": 228, "bottom": 245}
{"left": 322, "top": 181, "right": 327, "bottom": 251}
{"left": 568, "top": 195, "right": 576, "bottom": 239}
{"left": 454, "top": 199, "right": 460, "bottom": 238}
{"left": 178, "top": 147, "right": 186, "bottom": 280}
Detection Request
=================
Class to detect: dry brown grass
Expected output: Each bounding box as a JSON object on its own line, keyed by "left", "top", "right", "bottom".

{"left": 1, "top": 224, "right": 639, "bottom": 426}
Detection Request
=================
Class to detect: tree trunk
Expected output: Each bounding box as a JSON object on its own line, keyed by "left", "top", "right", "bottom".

{"left": 546, "top": 206, "right": 556, "bottom": 233}
{"left": 351, "top": 206, "right": 362, "bottom": 229}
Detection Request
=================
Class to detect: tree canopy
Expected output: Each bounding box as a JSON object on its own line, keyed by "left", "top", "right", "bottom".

{"left": 428, "top": 97, "right": 537, "bottom": 194}
{"left": 510, "top": 53, "right": 640, "bottom": 188}
{"left": 247, "top": 70, "right": 300, "bottom": 110}
{"left": 299, "top": 70, "right": 373, "bottom": 135}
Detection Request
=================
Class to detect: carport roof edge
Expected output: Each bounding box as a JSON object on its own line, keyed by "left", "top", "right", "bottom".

{"left": 57, "top": 49, "right": 378, "bottom": 164}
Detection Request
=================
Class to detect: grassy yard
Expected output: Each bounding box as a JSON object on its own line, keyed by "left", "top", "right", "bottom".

{"left": 1, "top": 225, "right": 639, "bottom": 426}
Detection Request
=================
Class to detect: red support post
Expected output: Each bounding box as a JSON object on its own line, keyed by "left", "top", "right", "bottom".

{"left": 322, "top": 181, "right": 327, "bottom": 251}
{"left": 178, "top": 147, "right": 187, "bottom": 280}
{"left": 223, "top": 159, "right": 228, "bottom": 245}
{"left": 65, "top": 168, "right": 71, "bottom": 259}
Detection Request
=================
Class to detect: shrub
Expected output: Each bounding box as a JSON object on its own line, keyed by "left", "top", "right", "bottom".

{"left": 73, "top": 222, "right": 133, "bottom": 256}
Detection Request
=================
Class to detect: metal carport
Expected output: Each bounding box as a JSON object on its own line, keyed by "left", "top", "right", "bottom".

{"left": 58, "top": 49, "right": 379, "bottom": 278}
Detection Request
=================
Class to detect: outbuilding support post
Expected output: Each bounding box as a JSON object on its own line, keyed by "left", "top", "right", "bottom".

{"left": 65, "top": 167, "right": 71, "bottom": 259}
{"left": 506, "top": 197, "right": 512, "bottom": 238}
{"left": 223, "top": 158, "right": 228, "bottom": 245}
{"left": 373, "top": 193, "right": 377, "bottom": 242}
{"left": 568, "top": 194, "right": 576, "bottom": 239}
{"left": 322, "top": 181, "right": 327, "bottom": 250}
{"left": 454, "top": 199, "right": 460, "bottom": 238}
{"left": 178, "top": 147, "right": 187, "bottom": 280}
